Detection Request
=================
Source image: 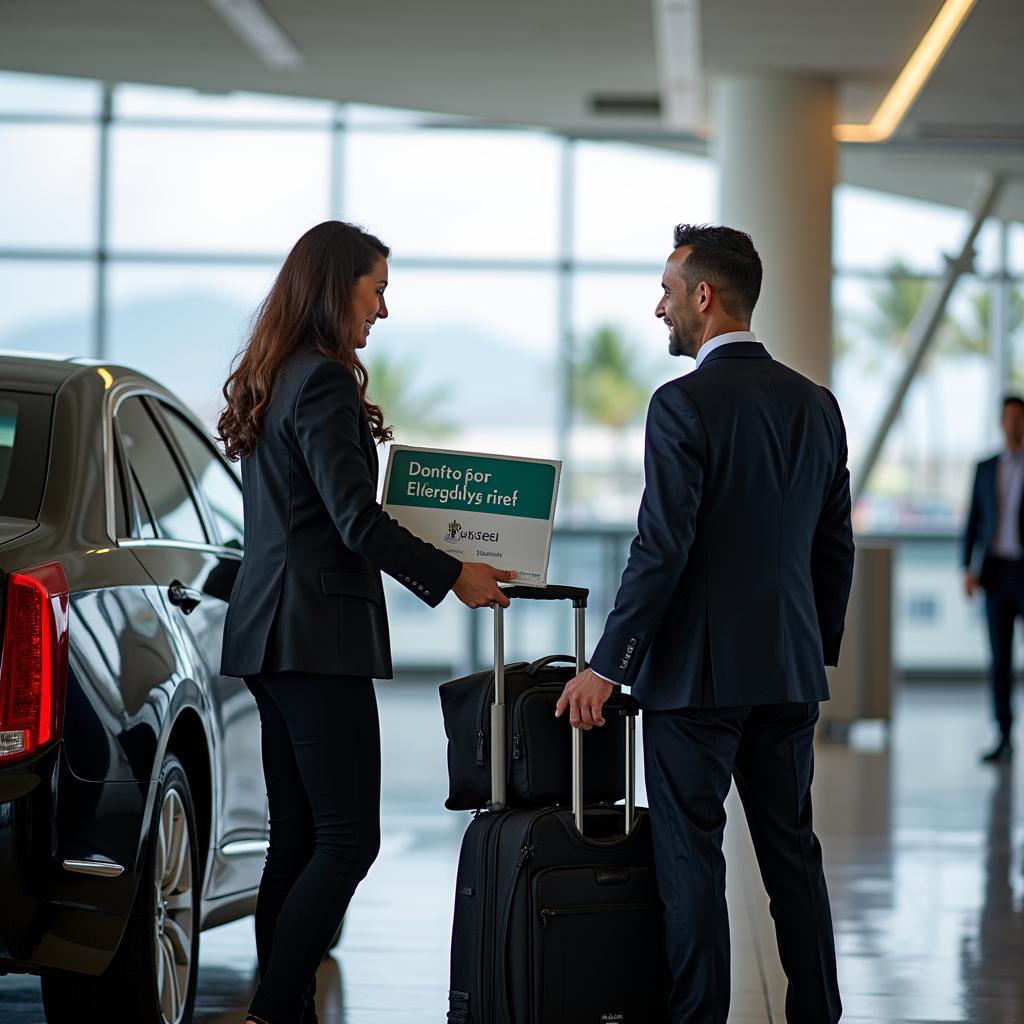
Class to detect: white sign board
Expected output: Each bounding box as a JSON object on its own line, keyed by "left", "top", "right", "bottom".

{"left": 382, "top": 445, "right": 561, "bottom": 586}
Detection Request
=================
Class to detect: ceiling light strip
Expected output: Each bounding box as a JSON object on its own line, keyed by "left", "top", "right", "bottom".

{"left": 834, "top": 0, "right": 977, "bottom": 143}
{"left": 205, "top": 0, "right": 305, "bottom": 71}
{"left": 652, "top": 0, "right": 704, "bottom": 131}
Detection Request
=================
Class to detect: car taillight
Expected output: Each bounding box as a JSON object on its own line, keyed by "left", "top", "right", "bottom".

{"left": 0, "top": 562, "right": 70, "bottom": 763}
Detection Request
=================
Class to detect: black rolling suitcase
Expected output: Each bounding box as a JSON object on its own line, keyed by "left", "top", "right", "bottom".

{"left": 446, "top": 585, "right": 671, "bottom": 1024}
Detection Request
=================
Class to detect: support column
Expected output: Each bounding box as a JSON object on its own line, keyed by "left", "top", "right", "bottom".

{"left": 714, "top": 74, "right": 836, "bottom": 385}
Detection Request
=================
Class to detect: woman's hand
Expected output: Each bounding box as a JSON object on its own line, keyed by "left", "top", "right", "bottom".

{"left": 452, "top": 563, "right": 518, "bottom": 608}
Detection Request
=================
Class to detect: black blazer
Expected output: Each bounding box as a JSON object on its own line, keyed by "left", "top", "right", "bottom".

{"left": 220, "top": 349, "right": 462, "bottom": 679}
{"left": 590, "top": 342, "right": 855, "bottom": 710}
{"left": 963, "top": 455, "right": 1013, "bottom": 584}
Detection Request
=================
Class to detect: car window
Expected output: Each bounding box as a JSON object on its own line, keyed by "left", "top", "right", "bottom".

{"left": 111, "top": 440, "right": 129, "bottom": 539}
{"left": 115, "top": 396, "right": 207, "bottom": 544}
{"left": 0, "top": 390, "right": 52, "bottom": 520}
{"left": 117, "top": 438, "right": 157, "bottom": 540}
{"left": 158, "top": 404, "right": 244, "bottom": 550}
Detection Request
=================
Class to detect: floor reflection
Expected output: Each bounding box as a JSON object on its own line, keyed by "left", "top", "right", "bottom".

{"left": 960, "top": 765, "right": 1024, "bottom": 1021}
{"left": 1, "top": 680, "right": 1022, "bottom": 1023}
{"left": 190, "top": 942, "right": 344, "bottom": 1023}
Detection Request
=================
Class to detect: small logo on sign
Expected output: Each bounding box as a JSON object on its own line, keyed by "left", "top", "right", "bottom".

{"left": 444, "top": 520, "right": 462, "bottom": 542}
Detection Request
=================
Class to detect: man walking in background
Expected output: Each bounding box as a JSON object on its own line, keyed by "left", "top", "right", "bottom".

{"left": 963, "top": 395, "right": 1024, "bottom": 764}
{"left": 557, "top": 224, "right": 854, "bottom": 1023}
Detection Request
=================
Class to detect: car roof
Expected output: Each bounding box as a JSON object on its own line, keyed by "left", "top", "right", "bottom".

{"left": 0, "top": 350, "right": 166, "bottom": 397}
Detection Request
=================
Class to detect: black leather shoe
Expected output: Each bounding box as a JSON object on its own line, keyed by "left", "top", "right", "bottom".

{"left": 981, "top": 739, "right": 1013, "bottom": 763}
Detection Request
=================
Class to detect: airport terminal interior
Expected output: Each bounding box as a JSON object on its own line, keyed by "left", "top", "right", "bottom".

{"left": 2, "top": 1, "right": 1023, "bottom": 1021}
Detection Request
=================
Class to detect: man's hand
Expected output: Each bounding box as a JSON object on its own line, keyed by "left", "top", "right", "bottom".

{"left": 555, "top": 668, "right": 614, "bottom": 731}
{"left": 965, "top": 570, "right": 981, "bottom": 598}
{"left": 452, "top": 563, "right": 518, "bottom": 608}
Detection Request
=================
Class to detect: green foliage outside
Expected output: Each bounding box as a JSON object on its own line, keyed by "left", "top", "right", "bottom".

{"left": 572, "top": 324, "right": 652, "bottom": 429}
{"left": 838, "top": 260, "right": 1024, "bottom": 367}
{"left": 364, "top": 352, "right": 455, "bottom": 442}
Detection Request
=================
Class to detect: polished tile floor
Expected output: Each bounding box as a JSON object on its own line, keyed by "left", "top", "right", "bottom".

{"left": 2, "top": 681, "right": 1021, "bottom": 1023}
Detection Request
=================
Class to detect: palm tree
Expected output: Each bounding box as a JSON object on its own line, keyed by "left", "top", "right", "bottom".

{"left": 569, "top": 323, "right": 653, "bottom": 515}
{"left": 860, "top": 265, "right": 931, "bottom": 355}
{"left": 572, "top": 324, "right": 651, "bottom": 430}
{"left": 850, "top": 261, "right": 1024, "bottom": 492}
{"left": 364, "top": 352, "right": 454, "bottom": 442}
{"left": 944, "top": 286, "right": 1024, "bottom": 359}
{"left": 857, "top": 261, "right": 1023, "bottom": 361}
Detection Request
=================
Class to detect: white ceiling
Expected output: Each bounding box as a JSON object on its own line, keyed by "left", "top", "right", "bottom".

{"left": 2, "top": 0, "right": 1022, "bottom": 217}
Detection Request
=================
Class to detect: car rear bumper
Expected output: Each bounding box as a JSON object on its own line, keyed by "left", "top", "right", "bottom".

{"left": 0, "top": 743, "right": 149, "bottom": 976}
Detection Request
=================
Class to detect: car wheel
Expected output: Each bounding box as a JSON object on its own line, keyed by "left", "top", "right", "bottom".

{"left": 41, "top": 753, "right": 201, "bottom": 1024}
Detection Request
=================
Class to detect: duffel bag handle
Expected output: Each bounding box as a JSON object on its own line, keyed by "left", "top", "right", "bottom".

{"left": 525, "top": 654, "right": 577, "bottom": 674}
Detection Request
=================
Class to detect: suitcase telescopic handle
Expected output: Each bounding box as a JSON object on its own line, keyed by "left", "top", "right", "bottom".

{"left": 499, "top": 584, "right": 589, "bottom": 608}
{"left": 489, "top": 586, "right": 636, "bottom": 837}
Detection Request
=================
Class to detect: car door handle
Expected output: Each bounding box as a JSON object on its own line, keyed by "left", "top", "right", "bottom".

{"left": 168, "top": 580, "right": 202, "bottom": 615}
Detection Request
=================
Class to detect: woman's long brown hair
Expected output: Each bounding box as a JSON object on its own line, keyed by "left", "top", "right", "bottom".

{"left": 218, "top": 220, "right": 393, "bottom": 460}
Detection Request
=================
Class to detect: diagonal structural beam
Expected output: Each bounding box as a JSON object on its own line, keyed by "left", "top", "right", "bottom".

{"left": 851, "top": 175, "right": 1004, "bottom": 502}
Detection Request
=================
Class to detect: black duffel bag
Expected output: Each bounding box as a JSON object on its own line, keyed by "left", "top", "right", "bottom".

{"left": 440, "top": 654, "right": 628, "bottom": 811}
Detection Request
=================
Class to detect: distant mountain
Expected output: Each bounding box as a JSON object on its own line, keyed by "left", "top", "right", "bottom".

{"left": 0, "top": 291, "right": 554, "bottom": 428}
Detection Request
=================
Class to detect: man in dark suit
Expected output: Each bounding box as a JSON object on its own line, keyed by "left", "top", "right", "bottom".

{"left": 963, "top": 395, "right": 1024, "bottom": 763}
{"left": 557, "top": 224, "right": 854, "bottom": 1023}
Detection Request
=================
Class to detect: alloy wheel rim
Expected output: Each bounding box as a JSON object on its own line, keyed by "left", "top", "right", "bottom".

{"left": 153, "top": 787, "right": 194, "bottom": 1024}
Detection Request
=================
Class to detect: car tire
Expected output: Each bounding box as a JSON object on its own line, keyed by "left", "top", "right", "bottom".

{"left": 41, "top": 753, "right": 202, "bottom": 1024}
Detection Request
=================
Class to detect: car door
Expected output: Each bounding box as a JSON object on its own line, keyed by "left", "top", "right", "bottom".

{"left": 152, "top": 399, "right": 269, "bottom": 848}
{"left": 113, "top": 393, "right": 267, "bottom": 900}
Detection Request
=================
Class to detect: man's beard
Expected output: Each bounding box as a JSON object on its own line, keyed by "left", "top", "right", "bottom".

{"left": 668, "top": 317, "right": 699, "bottom": 358}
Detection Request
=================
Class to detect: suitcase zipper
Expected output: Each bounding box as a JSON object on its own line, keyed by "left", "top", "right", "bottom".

{"left": 539, "top": 903, "right": 655, "bottom": 928}
{"left": 498, "top": 841, "right": 535, "bottom": 1023}
{"left": 509, "top": 685, "right": 564, "bottom": 796}
{"left": 474, "top": 663, "right": 529, "bottom": 771}
{"left": 475, "top": 814, "right": 501, "bottom": 1022}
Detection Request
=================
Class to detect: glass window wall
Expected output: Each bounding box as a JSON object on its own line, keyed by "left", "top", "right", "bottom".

{"left": 2, "top": 69, "right": 1022, "bottom": 677}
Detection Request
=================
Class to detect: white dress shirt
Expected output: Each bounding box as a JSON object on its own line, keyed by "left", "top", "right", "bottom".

{"left": 590, "top": 330, "right": 759, "bottom": 687}
{"left": 695, "top": 330, "right": 758, "bottom": 368}
{"left": 993, "top": 447, "right": 1024, "bottom": 559}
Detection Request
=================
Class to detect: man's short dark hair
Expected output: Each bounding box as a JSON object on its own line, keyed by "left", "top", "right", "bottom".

{"left": 1003, "top": 395, "right": 1024, "bottom": 413}
{"left": 672, "top": 224, "right": 762, "bottom": 321}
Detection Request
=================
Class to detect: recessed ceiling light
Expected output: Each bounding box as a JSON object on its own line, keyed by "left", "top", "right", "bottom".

{"left": 205, "top": 0, "right": 305, "bottom": 71}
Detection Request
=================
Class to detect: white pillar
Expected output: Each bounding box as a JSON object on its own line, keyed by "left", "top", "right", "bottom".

{"left": 714, "top": 74, "right": 836, "bottom": 385}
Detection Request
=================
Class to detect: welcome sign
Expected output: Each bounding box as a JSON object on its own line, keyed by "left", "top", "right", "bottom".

{"left": 382, "top": 445, "right": 561, "bottom": 586}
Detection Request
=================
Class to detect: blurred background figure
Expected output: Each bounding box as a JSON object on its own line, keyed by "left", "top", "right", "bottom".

{"left": 963, "top": 395, "right": 1024, "bottom": 763}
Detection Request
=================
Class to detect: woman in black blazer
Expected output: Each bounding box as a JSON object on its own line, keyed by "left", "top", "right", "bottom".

{"left": 218, "top": 221, "right": 513, "bottom": 1024}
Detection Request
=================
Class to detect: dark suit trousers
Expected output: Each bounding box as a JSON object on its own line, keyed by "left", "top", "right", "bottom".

{"left": 643, "top": 703, "right": 841, "bottom": 1024}
{"left": 244, "top": 672, "right": 381, "bottom": 1024}
{"left": 983, "top": 557, "right": 1024, "bottom": 738}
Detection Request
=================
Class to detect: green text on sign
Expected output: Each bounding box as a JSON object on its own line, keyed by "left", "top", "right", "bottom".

{"left": 385, "top": 450, "right": 556, "bottom": 520}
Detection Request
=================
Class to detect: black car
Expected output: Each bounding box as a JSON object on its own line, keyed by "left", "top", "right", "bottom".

{"left": 0, "top": 353, "right": 268, "bottom": 1024}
